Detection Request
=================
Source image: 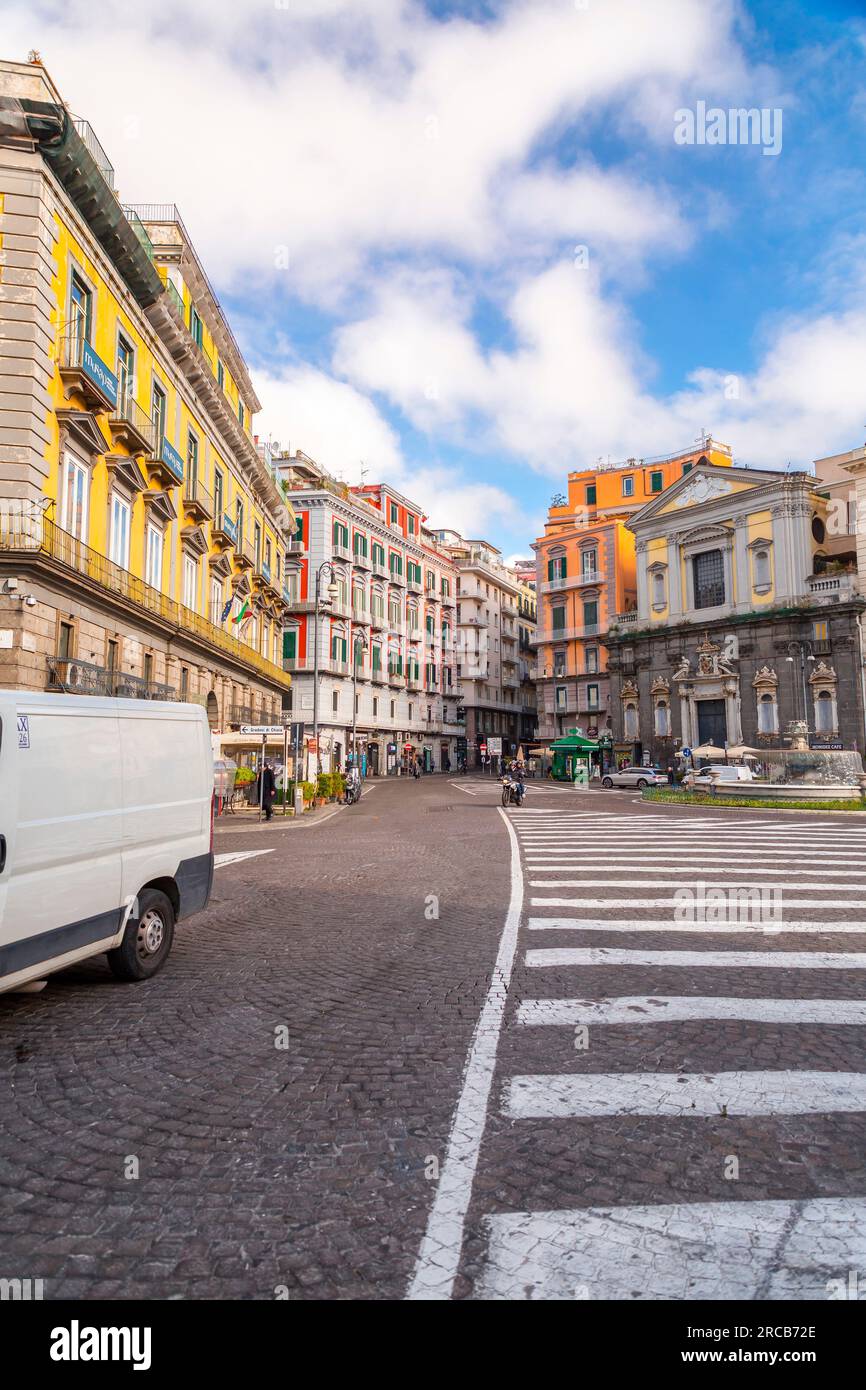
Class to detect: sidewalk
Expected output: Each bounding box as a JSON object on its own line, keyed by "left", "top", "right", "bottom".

{"left": 213, "top": 801, "right": 346, "bottom": 833}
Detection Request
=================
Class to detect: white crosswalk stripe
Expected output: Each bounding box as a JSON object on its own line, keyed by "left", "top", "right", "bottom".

{"left": 412, "top": 803, "right": 866, "bottom": 1300}
{"left": 496, "top": 806, "right": 866, "bottom": 1296}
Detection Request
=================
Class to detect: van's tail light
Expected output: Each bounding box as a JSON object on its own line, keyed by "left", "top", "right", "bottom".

{"left": 210, "top": 793, "right": 215, "bottom": 852}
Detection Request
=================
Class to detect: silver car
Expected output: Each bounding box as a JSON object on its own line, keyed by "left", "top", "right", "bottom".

{"left": 601, "top": 765, "right": 668, "bottom": 790}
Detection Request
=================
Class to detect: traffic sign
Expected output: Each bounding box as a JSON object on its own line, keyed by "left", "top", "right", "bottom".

{"left": 240, "top": 724, "right": 285, "bottom": 736}
{"left": 682, "top": 747, "right": 692, "bottom": 758}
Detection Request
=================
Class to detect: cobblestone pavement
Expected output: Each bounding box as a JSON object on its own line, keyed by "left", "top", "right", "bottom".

{"left": 2, "top": 778, "right": 866, "bottom": 1300}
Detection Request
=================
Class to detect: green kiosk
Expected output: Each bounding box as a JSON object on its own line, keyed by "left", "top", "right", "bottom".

{"left": 549, "top": 728, "right": 601, "bottom": 785}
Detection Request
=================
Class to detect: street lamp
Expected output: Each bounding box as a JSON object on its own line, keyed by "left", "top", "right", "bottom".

{"left": 351, "top": 631, "right": 368, "bottom": 769}
{"left": 785, "top": 640, "right": 816, "bottom": 729}
{"left": 313, "top": 560, "right": 340, "bottom": 778}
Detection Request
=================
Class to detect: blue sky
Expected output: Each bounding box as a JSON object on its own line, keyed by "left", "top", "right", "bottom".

{"left": 9, "top": 0, "right": 866, "bottom": 556}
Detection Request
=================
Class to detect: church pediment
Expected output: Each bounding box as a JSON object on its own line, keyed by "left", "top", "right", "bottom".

{"left": 630, "top": 463, "right": 788, "bottom": 527}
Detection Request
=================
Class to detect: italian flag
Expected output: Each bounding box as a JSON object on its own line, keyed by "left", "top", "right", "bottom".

{"left": 232, "top": 599, "right": 250, "bottom": 625}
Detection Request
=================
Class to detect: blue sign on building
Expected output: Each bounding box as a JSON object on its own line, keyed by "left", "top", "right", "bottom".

{"left": 81, "top": 342, "right": 118, "bottom": 408}
{"left": 159, "top": 436, "right": 185, "bottom": 482}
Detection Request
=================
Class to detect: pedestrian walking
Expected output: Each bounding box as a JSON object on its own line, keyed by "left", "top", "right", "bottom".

{"left": 259, "top": 760, "right": 277, "bottom": 820}
{"left": 413, "top": 757, "right": 420, "bottom": 780}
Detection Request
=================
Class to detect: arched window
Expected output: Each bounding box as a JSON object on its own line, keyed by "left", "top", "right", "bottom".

{"left": 652, "top": 570, "right": 666, "bottom": 606}
{"left": 624, "top": 703, "right": 638, "bottom": 740}
{"left": 757, "top": 691, "right": 777, "bottom": 734}
{"left": 654, "top": 699, "right": 670, "bottom": 736}
{"left": 815, "top": 690, "right": 834, "bottom": 733}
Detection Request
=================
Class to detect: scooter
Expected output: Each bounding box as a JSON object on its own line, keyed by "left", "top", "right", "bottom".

{"left": 344, "top": 779, "right": 361, "bottom": 805}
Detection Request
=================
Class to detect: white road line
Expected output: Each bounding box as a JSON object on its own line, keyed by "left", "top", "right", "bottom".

{"left": 531, "top": 896, "right": 866, "bottom": 908}
{"left": 517, "top": 996, "right": 866, "bottom": 1026}
{"left": 407, "top": 806, "right": 523, "bottom": 1300}
{"left": 527, "top": 880, "right": 848, "bottom": 890}
{"left": 449, "top": 781, "right": 479, "bottom": 796}
{"left": 214, "top": 849, "right": 275, "bottom": 867}
{"left": 526, "top": 917, "right": 866, "bottom": 934}
{"left": 526, "top": 947, "right": 866, "bottom": 969}
{"left": 504, "top": 1070, "right": 866, "bottom": 1120}
{"left": 475, "top": 1197, "right": 866, "bottom": 1300}
{"left": 524, "top": 852, "right": 866, "bottom": 862}
{"left": 528, "top": 872, "right": 866, "bottom": 882}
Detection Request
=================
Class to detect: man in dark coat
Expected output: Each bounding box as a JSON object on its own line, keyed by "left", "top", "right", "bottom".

{"left": 260, "top": 760, "right": 277, "bottom": 820}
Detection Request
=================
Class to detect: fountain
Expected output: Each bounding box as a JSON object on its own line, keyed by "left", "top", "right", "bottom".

{"left": 714, "top": 722, "right": 866, "bottom": 802}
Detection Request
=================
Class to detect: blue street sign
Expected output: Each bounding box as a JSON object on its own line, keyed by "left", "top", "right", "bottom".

{"left": 682, "top": 747, "right": 692, "bottom": 758}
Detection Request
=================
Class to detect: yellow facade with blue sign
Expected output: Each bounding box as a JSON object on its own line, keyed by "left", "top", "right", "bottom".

{"left": 0, "top": 57, "right": 296, "bottom": 730}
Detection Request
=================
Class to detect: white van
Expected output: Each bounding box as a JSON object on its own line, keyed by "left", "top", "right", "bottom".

{"left": 685, "top": 763, "right": 754, "bottom": 788}
{"left": 0, "top": 692, "right": 214, "bottom": 995}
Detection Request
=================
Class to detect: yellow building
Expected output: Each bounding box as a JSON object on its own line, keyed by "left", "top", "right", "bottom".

{"left": 0, "top": 57, "right": 295, "bottom": 733}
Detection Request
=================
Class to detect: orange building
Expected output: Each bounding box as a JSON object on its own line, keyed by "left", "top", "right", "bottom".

{"left": 533, "top": 439, "right": 733, "bottom": 747}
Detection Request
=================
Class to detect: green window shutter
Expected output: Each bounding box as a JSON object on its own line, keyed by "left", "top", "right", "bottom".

{"left": 547, "top": 559, "right": 554, "bottom": 581}
{"left": 552, "top": 606, "right": 565, "bottom": 631}
{"left": 559, "top": 556, "right": 567, "bottom": 579}
{"left": 283, "top": 630, "right": 296, "bottom": 660}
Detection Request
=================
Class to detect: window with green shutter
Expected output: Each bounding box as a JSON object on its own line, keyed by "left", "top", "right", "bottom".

{"left": 650, "top": 470, "right": 663, "bottom": 493}
{"left": 585, "top": 483, "right": 597, "bottom": 506}
{"left": 283, "top": 629, "right": 297, "bottom": 660}
{"left": 552, "top": 606, "right": 566, "bottom": 631}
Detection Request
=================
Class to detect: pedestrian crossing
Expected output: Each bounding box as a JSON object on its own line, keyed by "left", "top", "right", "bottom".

{"left": 410, "top": 804, "right": 866, "bottom": 1300}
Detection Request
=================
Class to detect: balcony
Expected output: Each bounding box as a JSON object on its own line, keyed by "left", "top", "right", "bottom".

{"left": 0, "top": 514, "right": 290, "bottom": 690}
{"left": 371, "top": 665, "right": 387, "bottom": 684}
{"left": 440, "top": 593, "right": 455, "bottom": 608}
{"left": 806, "top": 573, "right": 858, "bottom": 602}
{"left": 372, "top": 558, "right": 388, "bottom": 579}
{"left": 182, "top": 476, "right": 214, "bottom": 524}
{"left": 352, "top": 605, "right": 371, "bottom": 625}
{"left": 212, "top": 510, "right": 239, "bottom": 548}
{"left": 46, "top": 655, "right": 176, "bottom": 701}
{"left": 59, "top": 333, "right": 118, "bottom": 413}
{"left": 388, "top": 665, "right": 405, "bottom": 686}
{"left": 541, "top": 571, "right": 603, "bottom": 594}
{"left": 353, "top": 547, "right": 372, "bottom": 570}
{"left": 333, "top": 541, "right": 352, "bottom": 562}
{"left": 370, "top": 609, "right": 388, "bottom": 630}
{"left": 388, "top": 570, "right": 406, "bottom": 588}
{"left": 231, "top": 535, "right": 255, "bottom": 571}
{"left": 458, "top": 615, "right": 486, "bottom": 628}
{"left": 109, "top": 392, "right": 157, "bottom": 455}
{"left": 407, "top": 672, "right": 422, "bottom": 690}
{"left": 533, "top": 623, "right": 601, "bottom": 644}
{"left": 324, "top": 657, "right": 349, "bottom": 676}
{"left": 611, "top": 611, "right": 639, "bottom": 627}
{"left": 146, "top": 434, "right": 185, "bottom": 489}
{"left": 407, "top": 576, "right": 423, "bottom": 594}
{"left": 72, "top": 118, "right": 116, "bottom": 191}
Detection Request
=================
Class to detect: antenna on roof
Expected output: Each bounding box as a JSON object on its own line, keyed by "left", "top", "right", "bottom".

{"left": 359, "top": 460, "right": 369, "bottom": 486}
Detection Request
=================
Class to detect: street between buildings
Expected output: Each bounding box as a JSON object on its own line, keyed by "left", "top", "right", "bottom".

{"left": 2, "top": 778, "right": 866, "bottom": 1300}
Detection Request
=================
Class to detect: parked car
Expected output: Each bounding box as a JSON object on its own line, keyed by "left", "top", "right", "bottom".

{"left": 601, "top": 765, "right": 667, "bottom": 790}
{"left": 0, "top": 692, "right": 214, "bottom": 996}
{"left": 684, "top": 763, "right": 754, "bottom": 788}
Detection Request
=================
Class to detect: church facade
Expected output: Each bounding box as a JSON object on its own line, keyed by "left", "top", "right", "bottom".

{"left": 603, "top": 463, "right": 866, "bottom": 764}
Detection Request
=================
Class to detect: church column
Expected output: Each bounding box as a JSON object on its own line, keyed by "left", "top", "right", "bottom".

{"left": 667, "top": 534, "right": 682, "bottom": 619}
{"left": 635, "top": 540, "right": 649, "bottom": 620}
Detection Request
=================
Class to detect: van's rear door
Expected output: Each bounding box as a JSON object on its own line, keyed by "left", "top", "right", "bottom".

{"left": 0, "top": 695, "right": 19, "bottom": 940}
{"left": 2, "top": 702, "right": 123, "bottom": 981}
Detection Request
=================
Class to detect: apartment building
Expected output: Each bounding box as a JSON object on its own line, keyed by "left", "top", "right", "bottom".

{"left": 508, "top": 558, "right": 539, "bottom": 748}
{"left": 0, "top": 57, "right": 295, "bottom": 734}
{"left": 277, "top": 452, "right": 462, "bottom": 773}
{"left": 812, "top": 445, "right": 862, "bottom": 587}
{"left": 430, "top": 530, "right": 524, "bottom": 766}
{"left": 532, "top": 439, "right": 734, "bottom": 745}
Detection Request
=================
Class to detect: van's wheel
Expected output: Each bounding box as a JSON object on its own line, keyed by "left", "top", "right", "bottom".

{"left": 107, "top": 889, "right": 175, "bottom": 982}
{"left": 602, "top": 776, "right": 613, "bottom": 789}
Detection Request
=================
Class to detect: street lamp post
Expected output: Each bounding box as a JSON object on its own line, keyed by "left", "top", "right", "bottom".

{"left": 785, "top": 640, "right": 816, "bottom": 732}
{"left": 351, "top": 631, "right": 368, "bottom": 769}
{"left": 313, "top": 560, "right": 339, "bottom": 779}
